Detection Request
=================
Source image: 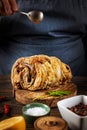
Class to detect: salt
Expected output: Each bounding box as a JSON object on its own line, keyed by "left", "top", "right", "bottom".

{"left": 25, "top": 107, "right": 47, "bottom": 116}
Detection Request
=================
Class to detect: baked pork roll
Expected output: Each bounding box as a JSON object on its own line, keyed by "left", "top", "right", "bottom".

{"left": 11, "top": 54, "right": 72, "bottom": 91}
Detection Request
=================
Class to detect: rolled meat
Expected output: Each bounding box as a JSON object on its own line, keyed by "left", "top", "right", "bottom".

{"left": 11, "top": 54, "right": 72, "bottom": 91}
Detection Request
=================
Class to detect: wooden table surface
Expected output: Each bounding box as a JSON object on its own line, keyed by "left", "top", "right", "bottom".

{"left": 0, "top": 75, "right": 87, "bottom": 130}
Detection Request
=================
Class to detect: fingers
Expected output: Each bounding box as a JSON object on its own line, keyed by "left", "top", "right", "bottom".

{"left": 2, "top": 0, "right": 13, "bottom": 14}
{"left": 0, "top": 0, "right": 18, "bottom": 15}
{"left": 0, "top": 1, "right": 5, "bottom": 15}
{"left": 9, "top": 0, "right": 18, "bottom": 12}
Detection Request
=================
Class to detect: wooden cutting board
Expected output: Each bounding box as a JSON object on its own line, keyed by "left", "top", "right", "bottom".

{"left": 14, "top": 83, "right": 77, "bottom": 107}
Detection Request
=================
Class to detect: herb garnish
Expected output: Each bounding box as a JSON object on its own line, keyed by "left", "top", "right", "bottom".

{"left": 47, "top": 90, "right": 71, "bottom": 97}
{"left": 33, "top": 90, "right": 71, "bottom": 101}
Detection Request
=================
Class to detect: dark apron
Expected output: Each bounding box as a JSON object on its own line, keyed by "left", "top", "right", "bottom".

{"left": 0, "top": 0, "right": 87, "bottom": 75}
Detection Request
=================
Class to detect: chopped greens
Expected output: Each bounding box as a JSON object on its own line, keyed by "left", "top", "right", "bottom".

{"left": 47, "top": 90, "right": 71, "bottom": 97}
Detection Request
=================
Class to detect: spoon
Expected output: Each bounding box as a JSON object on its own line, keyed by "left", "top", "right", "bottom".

{"left": 18, "top": 10, "right": 44, "bottom": 24}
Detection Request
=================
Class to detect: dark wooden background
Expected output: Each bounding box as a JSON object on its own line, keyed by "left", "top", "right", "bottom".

{"left": 0, "top": 75, "right": 87, "bottom": 130}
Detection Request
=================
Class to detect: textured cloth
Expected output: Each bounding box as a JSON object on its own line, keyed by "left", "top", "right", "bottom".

{"left": 0, "top": 0, "right": 87, "bottom": 76}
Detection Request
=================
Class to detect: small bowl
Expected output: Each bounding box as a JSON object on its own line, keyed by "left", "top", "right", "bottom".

{"left": 57, "top": 95, "right": 87, "bottom": 130}
{"left": 22, "top": 102, "right": 50, "bottom": 124}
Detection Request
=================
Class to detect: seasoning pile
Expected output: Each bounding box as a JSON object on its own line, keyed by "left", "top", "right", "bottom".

{"left": 25, "top": 107, "right": 48, "bottom": 116}
{"left": 68, "top": 102, "right": 87, "bottom": 116}
{"left": 22, "top": 103, "right": 50, "bottom": 125}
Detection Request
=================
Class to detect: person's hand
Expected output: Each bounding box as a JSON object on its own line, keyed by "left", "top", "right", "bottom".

{"left": 0, "top": 0, "right": 18, "bottom": 15}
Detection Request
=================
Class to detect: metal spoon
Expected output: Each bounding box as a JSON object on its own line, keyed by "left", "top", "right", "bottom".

{"left": 18, "top": 10, "right": 44, "bottom": 24}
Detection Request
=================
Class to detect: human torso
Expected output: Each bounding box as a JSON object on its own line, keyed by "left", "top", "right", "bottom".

{"left": 0, "top": 0, "right": 87, "bottom": 75}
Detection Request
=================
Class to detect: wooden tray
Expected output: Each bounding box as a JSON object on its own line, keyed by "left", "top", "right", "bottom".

{"left": 14, "top": 83, "right": 77, "bottom": 107}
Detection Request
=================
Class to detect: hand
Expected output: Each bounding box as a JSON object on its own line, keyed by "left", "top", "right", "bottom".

{"left": 0, "top": 0, "right": 18, "bottom": 15}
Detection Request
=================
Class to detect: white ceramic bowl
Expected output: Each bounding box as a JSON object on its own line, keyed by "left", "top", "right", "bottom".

{"left": 57, "top": 95, "right": 87, "bottom": 130}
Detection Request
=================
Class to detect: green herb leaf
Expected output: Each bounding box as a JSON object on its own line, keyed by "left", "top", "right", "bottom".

{"left": 47, "top": 90, "right": 71, "bottom": 97}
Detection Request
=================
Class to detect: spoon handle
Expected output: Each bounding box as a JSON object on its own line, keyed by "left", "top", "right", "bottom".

{"left": 19, "top": 11, "right": 28, "bottom": 16}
